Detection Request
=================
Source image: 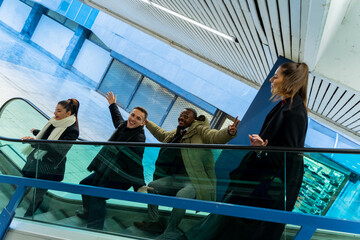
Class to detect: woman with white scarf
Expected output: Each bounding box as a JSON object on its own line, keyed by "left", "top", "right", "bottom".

{"left": 21, "top": 98, "right": 80, "bottom": 217}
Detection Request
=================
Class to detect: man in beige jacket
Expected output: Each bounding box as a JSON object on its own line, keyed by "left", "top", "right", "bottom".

{"left": 135, "top": 108, "right": 239, "bottom": 239}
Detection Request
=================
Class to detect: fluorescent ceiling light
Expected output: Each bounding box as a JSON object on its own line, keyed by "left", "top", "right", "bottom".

{"left": 139, "top": 0, "right": 238, "bottom": 42}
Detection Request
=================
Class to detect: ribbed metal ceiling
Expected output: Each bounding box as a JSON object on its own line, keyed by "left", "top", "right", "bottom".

{"left": 308, "top": 74, "right": 360, "bottom": 136}
{"left": 83, "top": 0, "right": 360, "bottom": 138}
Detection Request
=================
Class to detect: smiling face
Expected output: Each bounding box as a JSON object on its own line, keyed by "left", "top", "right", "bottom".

{"left": 54, "top": 104, "right": 71, "bottom": 120}
{"left": 270, "top": 67, "right": 285, "bottom": 96}
{"left": 126, "top": 108, "right": 146, "bottom": 129}
{"left": 177, "top": 110, "right": 195, "bottom": 129}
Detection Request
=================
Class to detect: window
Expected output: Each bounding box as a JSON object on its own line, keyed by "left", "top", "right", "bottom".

{"left": 127, "top": 77, "right": 175, "bottom": 126}
{"left": 98, "top": 58, "right": 216, "bottom": 130}
{"left": 161, "top": 97, "right": 213, "bottom": 131}
{"left": 98, "top": 60, "right": 143, "bottom": 108}
{"left": 19, "top": 0, "right": 34, "bottom": 7}
{"left": 57, "top": 0, "right": 99, "bottom": 29}
{"left": 219, "top": 116, "right": 236, "bottom": 130}
{"left": 88, "top": 33, "right": 110, "bottom": 51}
{"left": 46, "top": 9, "right": 79, "bottom": 31}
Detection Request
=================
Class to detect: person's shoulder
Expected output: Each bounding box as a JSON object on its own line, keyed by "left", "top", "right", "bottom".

{"left": 284, "top": 101, "right": 307, "bottom": 121}
{"left": 66, "top": 123, "right": 80, "bottom": 135}
{"left": 135, "top": 126, "right": 146, "bottom": 142}
{"left": 59, "top": 123, "right": 79, "bottom": 140}
{"left": 192, "top": 116, "right": 210, "bottom": 129}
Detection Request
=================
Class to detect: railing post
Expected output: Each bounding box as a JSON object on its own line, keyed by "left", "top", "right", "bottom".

{"left": 294, "top": 226, "right": 317, "bottom": 240}
{"left": 0, "top": 185, "right": 26, "bottom": 240}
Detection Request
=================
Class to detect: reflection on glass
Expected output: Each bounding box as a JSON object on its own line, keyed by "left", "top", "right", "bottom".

{"left": 294, "top": 155, "right": 346, "bottom": 216}
{"left": 0, "top": 99, "right": 48, "bottom": 139}
{"left": 1, "top": 98, "right": 358, "bottom": 238}
{"left": 0, "top": 139, "right": 356, "bottom": 238}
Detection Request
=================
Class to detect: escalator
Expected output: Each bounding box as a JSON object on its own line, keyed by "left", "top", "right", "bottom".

{"left": 0, "top": 98, "right": 209, "bottom": 239}
{"left": 0, "top": 98, "right": 358, "bottom": 239}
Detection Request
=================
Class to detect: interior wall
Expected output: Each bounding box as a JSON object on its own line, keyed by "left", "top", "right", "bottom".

{"left": 314, "top": 0, "right": 360, "bottom": 92}
{"left": 0, "top": 0, "right": 31, "bottom": 32}
{"left": 31, "top": 15, "right": 74, "bottom": 59}
{"left": 72, "top": 39, "right": 112, "bottom": 85}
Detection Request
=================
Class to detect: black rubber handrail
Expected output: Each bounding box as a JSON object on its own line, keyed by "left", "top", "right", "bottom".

{"left": 0, "top": 135, "right": 359, "bottom": 154}
{"left": 0, "top": 97, "right": 88, "bottom": 140}
{"left": 0, "top": 97, "right": 359, "bottom": 154}
{"left": 0, "top": 97, "right": 50, "bottom": 119}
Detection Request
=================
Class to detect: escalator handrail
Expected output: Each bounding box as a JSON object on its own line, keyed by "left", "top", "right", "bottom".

{"left": 0, "top": 97, "right": 87, "bottom": 141}
{"left": 1, "top": 97, "right": 360, "bottom": 154}
{"left": 0, "top": 97, "right": 50, "bottom": 120}
{"left": 1, "top": 135, "right": 359, "bottom": 154}
{"left": 0, "top": 174, "right": 359, "bottom": 239}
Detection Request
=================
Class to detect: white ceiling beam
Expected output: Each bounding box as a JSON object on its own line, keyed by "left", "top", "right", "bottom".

{"left": 223, "top": 0, "right": 264, "bottom": 83}
{"left": 238, "top": 0, "right": 270, "bottom": 73}
{"left": 257, "top": 0, "right": 278, "bottom": 63}
{"left": 267, "top": 0, "right": 284, "bottom": 57}
{"left": 290, "top": 0, "right": 301, "bottom": 63}
{"left": 278, "top": 0, "right": 292, "bottom": 59}
{"left": 301, "top": 0, "right": 331, "bottom": 70}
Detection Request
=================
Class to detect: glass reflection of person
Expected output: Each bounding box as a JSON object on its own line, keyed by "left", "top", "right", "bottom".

{"left": 180, "top": 62, "right": 309, "bottom": 240}
{"left": 134, "top": 108, "right": 239, "bottom": 239}
{"left": 21, "top": 99, "right": 80, "bottom": 217}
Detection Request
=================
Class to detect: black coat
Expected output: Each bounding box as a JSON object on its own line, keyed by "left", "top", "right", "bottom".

{"left": 224, "top": 94, "right": 308, "bottom": 240}
{"left": 22, "top": 123, "right": 79, "bottom": 181}
{"left": 87, "top": 104, "right": 146, "bottom": 191}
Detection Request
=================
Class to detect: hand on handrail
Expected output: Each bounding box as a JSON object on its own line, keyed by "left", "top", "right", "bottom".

{"left": 21, "top": 136, "right": 36, "bottom": 140}
{"left": 137, "top": 185, "right": 154, "bottom": 193}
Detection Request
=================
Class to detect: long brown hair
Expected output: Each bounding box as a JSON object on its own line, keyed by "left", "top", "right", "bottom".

{"left": 58, "top": 98, "right": 80, "bottom": 127}
{"left": 271, "top": 62, "right": 309, "bottom": 109}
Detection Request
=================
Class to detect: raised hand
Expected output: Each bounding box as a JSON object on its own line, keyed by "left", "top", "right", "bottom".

{"left": 105, "top": 91, "right": 117, "bottom": 105}
{"left": 249, "top": 134, "right": 268, "bottom": 146}
{"left": 228, "top": 116, "right": 240, "bottom": 136}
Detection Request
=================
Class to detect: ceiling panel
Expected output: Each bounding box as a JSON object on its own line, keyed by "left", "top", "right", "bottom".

{"left": 308, "top": 74, "right": 360, "bottom": 136}
{"left": 83, "top": 0, "right": 359, "bottom": 138}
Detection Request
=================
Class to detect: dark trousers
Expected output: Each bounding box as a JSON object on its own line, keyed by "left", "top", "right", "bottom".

{"left": 79, "top": 172, "right": 130, "bottom": 230}
{"left": 24, "top": 188, "right": 48, "bottom": 216}
{"left": 185, "top": 192, "right": 288, "bottom": 240}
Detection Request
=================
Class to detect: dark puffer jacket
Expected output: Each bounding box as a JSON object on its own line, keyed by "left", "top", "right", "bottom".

{"left": 87, "top": 103, "right": 146, "bottom": 191}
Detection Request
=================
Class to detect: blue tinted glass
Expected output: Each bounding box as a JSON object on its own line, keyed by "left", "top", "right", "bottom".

{"left": 58, "top": 0, "right": 71, "bottom": 14}
{"left": 74, "top": 4, "right": 91, "bottom": 25}
{"left": 306, "top": 119, "right": 336, "bottom": 148}
{"left": 337, "top": 135, "right": 359, "bottom": 148}
{"left": 326, "top": 181, "right": 360, "bottom": 220}
{"left": 66, "top": 1, "right": 82, "bottom": 20}
{"left": 127, "top": 77, "right": 175, "bottom": 125}
{"left": 98, "top": 60, "right": 142, "bottom": 108}
{"left": 84, "top": 9, "right": 99, "bottom": 29}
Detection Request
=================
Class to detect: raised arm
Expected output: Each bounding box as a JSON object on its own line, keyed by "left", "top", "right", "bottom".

{"left": 146, "top": 120, "right": 173, "bottom": 142}
{"left": 199, "top": 117, "right": 239, "bottom": 144}
{"left": 106, "top": 92, "right": 125, "bottom": 128}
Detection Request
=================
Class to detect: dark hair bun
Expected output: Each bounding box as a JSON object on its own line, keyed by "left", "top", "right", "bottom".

{"left": 196, "top": 115, "right": 206, "bottom": 121}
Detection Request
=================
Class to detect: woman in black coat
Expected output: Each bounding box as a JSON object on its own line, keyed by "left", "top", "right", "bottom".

{"left": 182, "top": 62, "right": 309, "bottom": 240}
{"left": 21, "top": 98, "right": 80, "bottom": 216}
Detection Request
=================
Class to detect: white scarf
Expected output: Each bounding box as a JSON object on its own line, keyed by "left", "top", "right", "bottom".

{"left": 22, "top": 115, "right": 76, "bottom": 158}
